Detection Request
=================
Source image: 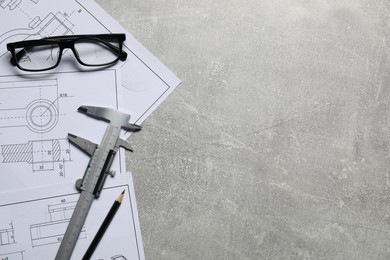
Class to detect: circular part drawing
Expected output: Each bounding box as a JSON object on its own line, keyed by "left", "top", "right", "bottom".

{"left": 26, "top": 99, "right": 59, "bottom": 133}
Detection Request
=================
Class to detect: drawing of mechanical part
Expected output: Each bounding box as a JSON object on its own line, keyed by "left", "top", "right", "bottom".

{"left": 30, "top": 201, "right": 86, "bottom": 247}
{"left": 0, "top": 0, "right": 39, "bottom": 10}
{"left": 0, "top": 11, "right": 74, "bottom": 56}
{"left": 0, "top": 78, "right": 60, "bottom": 133}
{"left": 0, "top": 221, "right": 15, "bottom": 246}
{"left": 0, "top": 0, "right": 22, "bottom": 10}
{"left": 1, "top": 138, "right": 71, "bottom": 174}
{"left": 0, "top": 251, "right": 24, "bottom": 260}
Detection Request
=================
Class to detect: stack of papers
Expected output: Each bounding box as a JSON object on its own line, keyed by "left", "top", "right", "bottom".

{"left": 0, "top": 0, "right": 180, "bottom": 259}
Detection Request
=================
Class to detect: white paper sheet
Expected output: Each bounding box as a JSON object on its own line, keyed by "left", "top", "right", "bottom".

{"left": 0, "top": 172, "right": 145, "bottom": 260}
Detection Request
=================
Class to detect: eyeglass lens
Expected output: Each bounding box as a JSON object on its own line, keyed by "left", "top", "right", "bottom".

{"left": 14, "top": 36, "right": 121, "bottom": 71}
{"left": 15, "top": 43, "right": 60, "bottom": 71}
{"left": 75, "top": 38, "right": 121, "bottom": 65}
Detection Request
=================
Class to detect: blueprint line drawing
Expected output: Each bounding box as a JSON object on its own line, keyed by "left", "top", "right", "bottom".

{"left": 1, "top": 0, "right": 39, "bottom": 10}
{"left": 0, "top": 221, "right": 15, "bottom": 246}
{"left": 30, "top": 200, "right": 86, "bottom": 247}
{"left": 0, "top": 78, "right": 63, "bottom": 133}
{"left": 0, "top": 10, "right": 74, "bottom": 56}
{"left": 0, "top": 69, "right": 123, "bottom": 190}
{"left": 1, "top": 138, "right": 71, "bottom": 176}
{"left": 0, "top": 250, "right": 24, "bottom": 260}
{"left": 0, "top": 181, "right": 143, "bottom": 259}
{"left": 25, "top": 99, "right": 59, "bottom": 133}
{"left": 0, "top": 0, "right": 23, "bottom": 10}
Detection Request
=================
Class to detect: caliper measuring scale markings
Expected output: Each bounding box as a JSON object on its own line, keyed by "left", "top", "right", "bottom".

{"left": 55, "top": 105, "right": 141, "bottom": 260}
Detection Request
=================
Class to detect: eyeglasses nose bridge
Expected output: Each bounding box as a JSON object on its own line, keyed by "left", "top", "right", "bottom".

{"left": 61, "top": 40, "right": 75, "bottom": 49}
{"left": 57, "top": 41, "right": 80, "bottom": 60}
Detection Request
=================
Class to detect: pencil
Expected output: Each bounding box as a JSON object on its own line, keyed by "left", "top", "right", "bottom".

{"left": 82, "top": 190, "right": 125, "bottom": 260}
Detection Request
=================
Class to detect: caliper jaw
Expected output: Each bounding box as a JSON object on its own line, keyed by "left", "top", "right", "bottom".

{"left": 68, "top": 133, "right": 135, "bottom": 197}
{"left": 68, "top": 133, "right": 97, "bottom": 156}
{"left": 77, "top": 105, "right": 142, "bottom": 132}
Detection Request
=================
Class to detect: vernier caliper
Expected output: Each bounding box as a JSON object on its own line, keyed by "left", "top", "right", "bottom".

{"left": 55, "top": 105, "right": 141, "bottom": 260}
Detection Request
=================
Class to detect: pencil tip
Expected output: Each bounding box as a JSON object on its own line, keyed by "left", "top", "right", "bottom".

{"left": 117, "top": 190, "right": 125, "bottom": 203}
{"left": 121, "top": 190, "right": 125, "bottom": 194}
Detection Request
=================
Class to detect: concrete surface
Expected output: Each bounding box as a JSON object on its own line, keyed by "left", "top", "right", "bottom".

{"left": 96, "top": 0, "right": 390, "bottom": 259}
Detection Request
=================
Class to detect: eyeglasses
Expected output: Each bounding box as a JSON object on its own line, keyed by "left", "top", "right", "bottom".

{"left": 6, "top": 34, "right": 127, "bottom": 72}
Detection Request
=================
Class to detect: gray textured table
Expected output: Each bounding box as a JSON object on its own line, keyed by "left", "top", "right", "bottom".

{"left": 96, "top": 1, "right": 390, "bottom": 259}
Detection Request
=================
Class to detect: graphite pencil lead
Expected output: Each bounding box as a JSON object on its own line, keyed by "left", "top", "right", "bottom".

{"left": 117, "top": 190, "right": 125, "bottom": 203}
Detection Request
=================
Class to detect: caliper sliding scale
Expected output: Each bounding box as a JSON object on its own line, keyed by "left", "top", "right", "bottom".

{"left": 55, "top": 105, "right": 141, "bottom": 260}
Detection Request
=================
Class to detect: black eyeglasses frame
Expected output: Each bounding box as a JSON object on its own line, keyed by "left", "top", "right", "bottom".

{"left": 6, "top": 33, "right": 128, "bottom": 72}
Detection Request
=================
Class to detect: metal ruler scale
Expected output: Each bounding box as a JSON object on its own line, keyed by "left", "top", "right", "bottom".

{"left": 55, "top": 106, "right": 141, "bottom": 260}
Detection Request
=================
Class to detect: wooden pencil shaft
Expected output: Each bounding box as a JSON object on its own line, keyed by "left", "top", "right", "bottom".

{"left": 82, "top": 193, "right": 123, "bottom": 260}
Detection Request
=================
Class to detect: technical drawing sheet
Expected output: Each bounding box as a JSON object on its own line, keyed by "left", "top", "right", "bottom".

{"left": 0, "top": 172, "right": 145, "bottom": 260}
{"left": 0, "top": 0, "right": 181, "bottom": 192}
{"left": 0, "top": 69, "right": 133, "bottom": 192}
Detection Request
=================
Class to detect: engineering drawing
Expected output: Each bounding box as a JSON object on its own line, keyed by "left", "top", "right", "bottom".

{"left": 1, "top": 138, "right": 71, "bottom": 176}
{"left": 0, "top": 11, "right": 74, "bottom": 56}
{"left": 30, "top": 200, "right": 86, "bottom": 247}
{"left": 0, "top": 78, "right": 61, "bottom": 133}
{"left": 0, "top": 221, "right": 15, "bottom": 246}
{"left": 1, "top": 0, "right": 39, "bottom": 10}
{"left": 0, "top": 0, "right": 23, "bottom": 10}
